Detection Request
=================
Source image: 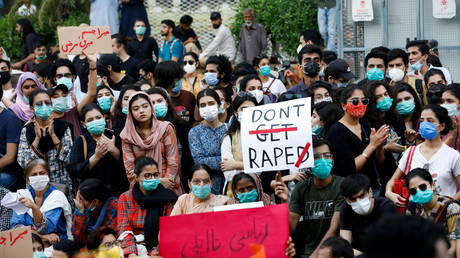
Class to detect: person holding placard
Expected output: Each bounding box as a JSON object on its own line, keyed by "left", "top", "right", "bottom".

{"left": 170, "top": 164, "right": 229, "bottom": 215}
{"left": 189, "top": 88, "right": 227, "bottom": 194}
{"left": 326, "top": 84, "right": 389, "bottom": 195}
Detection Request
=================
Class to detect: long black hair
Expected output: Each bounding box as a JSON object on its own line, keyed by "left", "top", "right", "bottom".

{"left": 364, "top": 80, "right": 394, "bottom": 129}
{"left": 115, "top": 84, "right": 139, "bottom": 120}
{"left": 16, "top": 18, "right": 35, "bottom": 43}
{"left": 225, "top": 93, "right": 257, "bottom": 137}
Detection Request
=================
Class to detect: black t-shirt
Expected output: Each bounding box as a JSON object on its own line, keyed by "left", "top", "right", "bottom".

{"left": 326, "top": 121, "right": 381, "bottom": 189}
{"left": 127, "top": 37, "right": 159, "bottom": 62}
{"left": 171, "top": 90, "right": 196, "bottom": 125}
{"left": 340, "top": 197, "right": 395, "bottom": 251}
{"left": 173, "top": 26, "right": 202, "bottom": 50}
{"left": 112, "top": 75, "right": 136, "bottom": 91}
{"left": 73, "top": 56, "right": 89, "bottom": 93}
{"left": 122, "top": 56, "right": 140, "bottom": 80}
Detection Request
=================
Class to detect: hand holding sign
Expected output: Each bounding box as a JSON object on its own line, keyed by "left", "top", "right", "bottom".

{"left": 58, "top": 26, "right": 112, "bottom": 55}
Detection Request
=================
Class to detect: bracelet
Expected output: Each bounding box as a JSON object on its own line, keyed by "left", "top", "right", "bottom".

{"left": 362, "top": 152, "right": 369, "bottom": 159}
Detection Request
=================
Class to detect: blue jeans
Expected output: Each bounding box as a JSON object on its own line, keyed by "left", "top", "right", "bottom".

{"left": 317, "top": 7, "right": 337, "bottom": 52}
{"left": 0, "top": 172, "right": 17, "bottom": 189}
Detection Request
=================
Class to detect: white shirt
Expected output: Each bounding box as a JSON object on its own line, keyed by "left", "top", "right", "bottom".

{"left": 200, "top": 25, "right": 236, "bottom": 62}
{"left": 262, "top": 77, "right": 287, "bottom": 98}
{"left": 17, "top": 4, "right": 37, "bottom": 16}
{"left": 398, "top": 143, "right": 460, "bottom": 197}
{"left": 221, "top": 134, "right": 243, "bottom": 182}
{"left": 0, "top": 89, "right": 13, "bottom": 108}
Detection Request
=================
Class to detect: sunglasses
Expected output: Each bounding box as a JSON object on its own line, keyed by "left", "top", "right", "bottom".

{"left": 348, "top": 98, "right": 369, "bottom": 106}
{"left": 409, "top": 183, "right": 428, "bottom": 195}
{"left": 237, "top": 92, "right": 255, "bottom": 98}
{"left": 283, "top": 93, "right": 303, "bottom": 100}
{"left": 184, "top": 60, "right": 195, "bottom": 65}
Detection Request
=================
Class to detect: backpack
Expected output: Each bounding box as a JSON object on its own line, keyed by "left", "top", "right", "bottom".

{"left": 159, "top": 38, "right": 185, "bottom": 59}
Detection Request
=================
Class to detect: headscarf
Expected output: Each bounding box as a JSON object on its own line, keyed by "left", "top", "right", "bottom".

{"left": 10, "top": 72, "right": 44, "bottom": 122}
{"left": 228, "top": 173, "right": 272, "bottom": 206}
{"left": 120, "top": 92, "right": 172, "bottom": 173}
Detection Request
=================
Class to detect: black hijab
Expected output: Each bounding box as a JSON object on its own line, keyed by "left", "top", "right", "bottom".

{"left": 132, "top": 182, "right": 177, "bottom": 250}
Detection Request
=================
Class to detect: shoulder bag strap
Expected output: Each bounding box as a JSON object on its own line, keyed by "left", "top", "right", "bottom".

{"left": 404, "top": 146, "right": 416, "bottom": 174}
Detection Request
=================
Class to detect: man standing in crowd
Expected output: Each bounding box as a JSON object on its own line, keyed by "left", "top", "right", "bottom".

{"left": 174, "top": 15, "right": 202, "bottom": 54}
{"left": 158, "top": 20, "right": 184, "bottom": 63}
{"left": 199, "top": 12, "right": 236, "bottom": 64}
{"left": 239, "top": 8, "right": 267, "bottom": 64}
{"left": 297, "top": 29, "right": 324, "bottom": 53}
{"left": 324, "top": 58, "right": 354, "bottom": 89}
{"left": 313, "top": 0, "right": 337, "bottom": 51}
{"left": 112, "top": 34, "right": 140, "bottom": 80}
{"left": 406, "top": 40, "right": 430, "bottom": 77}
{"left": 127, "top": 20, "right": 159, "bottom": 62}
{"left": 288, "top": 45, "right": 322, "bottom": 97}
{"left": 0, "top": 59, "right": 14, "bottom": 107}
{"left": 97, "top": 54, "right": 136, "bottom": 92}
{"left": 357, "top": 51, "right": 388, "bottom": 86}
{"left": 340, "top": 174, "right": 395, "bottom": 256}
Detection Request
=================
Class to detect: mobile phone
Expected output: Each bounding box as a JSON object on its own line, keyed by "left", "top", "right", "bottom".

{"left": 104, "top": 128, "right": 114, "bottom": 138}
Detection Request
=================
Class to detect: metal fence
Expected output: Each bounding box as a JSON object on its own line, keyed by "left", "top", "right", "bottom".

{"left": 337, "top": 0, "right": 460, "bottom": 81}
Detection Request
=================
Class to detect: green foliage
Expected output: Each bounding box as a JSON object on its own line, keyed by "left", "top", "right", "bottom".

{"left": 231, "top": 0, "right": 317, "bottom": 58}
{"left": 0, "top": 0, "right": 89, "bottom": 61}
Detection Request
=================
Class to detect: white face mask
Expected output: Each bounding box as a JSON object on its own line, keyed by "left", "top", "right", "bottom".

{"left": 314, "top": 96, "right": 333, "bottom": 105}
{"left": 218, "top": 102, "right": 226, "bottom": 114}
{"left": 29, "top": 175, "right": 49, "bottom": 191}
{"left": 200, "top": 105, "right": 219, "bottom": 122}
{"left": 388, "top": 68, "right": 405, "bottom": 82}
{"left": 250, "top": 89, "right": 264, "bottom": 103}
{"left": 297, "top": 44, "right": 303, "bottom": 54}
{"left": 237, "top": 112, "right": 242, "bottom": 122}
{"left": 350, "top": 196, "right": 372, "bottom": 215}
{"left": 183, "top": 64, "right": 196, "bottom": 74}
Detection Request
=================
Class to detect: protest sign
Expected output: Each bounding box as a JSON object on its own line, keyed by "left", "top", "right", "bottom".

{"left": 159, "top": 204, "right": 289, "bottom": 258}
{"left": 352, "top": 0, "right": 374, "bottom": 22}
{"left": 0, "top": 226, "right": 32, "bottom": 258}
{"left": 58, "top": 26, "right": 112, "bottom": 55}
{"left": 433, "top": 0, "right": 456, "bottom": 19}
{"left": 240, "top": 98, "right": 313, "bottom": 173}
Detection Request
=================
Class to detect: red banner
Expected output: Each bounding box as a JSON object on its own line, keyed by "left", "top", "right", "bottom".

{"left": 159, "top": 204, "right": 289, "bottom": 258}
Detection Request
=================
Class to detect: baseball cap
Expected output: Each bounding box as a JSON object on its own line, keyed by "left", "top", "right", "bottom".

{"left": 48, "top": 83, "right": 69, "bottom": 96}
{"left": 326, "top": 59, "right": 354, "bottom": 81}
{"left": 210, "top": 12, "right": 222, "bottom": 20}
{"left": 97, "top": 54, "right": 122, "bottom": 68}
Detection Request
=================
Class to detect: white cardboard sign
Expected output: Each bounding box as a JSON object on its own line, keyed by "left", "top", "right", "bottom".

{"left": 241, "top": 98, "right": 313, "bottom": 173}
{"left": 433, "top": 0, "right": 456, "bottom": 19}
{"left": 352, "top": 0, "right": 374, "bottom": 22}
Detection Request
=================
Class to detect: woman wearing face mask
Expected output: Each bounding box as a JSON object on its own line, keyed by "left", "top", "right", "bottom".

{"left": 308, "top": 81, "right": 334, "bottom": 106}
{"left": 68, "top": 104, "right": 128, "bottom": 195}
{"left": 171, "top": 164, "right": 229, "bottom": 215}
{"left": 220, "top": 93, "right": 258, "bottom": 184}
{"left": 214, "top": 86, "right": 231, "bottom": 123}
{"left": 95, "top": 86, "right": 116, "bottom": 128}
{"left": 181, "top": 52, "right": 204, "bottom": 96}
{"left": 405, "top": 168, "right": 460, "bottom": 255}
{"left": 32, "top": 233, "right": 46, "bottom": 258}
{"left": 117, "top": 156, "right": 177, "bottom": 257}
{"left": 147, "top": 87, "right": 194, "bottom": 192}
{"left": 312, "top": 102, "right": 343, "bottom": 136}
{"left": 189, "top": 88, "right": 227, "bottom": 194}
{"left": 113, "top": 85, "right": 139, "bottom": 134}
{"left": 326, "top": 85, "right": 389, "bottom": 195}
{"left": 228, "top": 172, "right": 273, "bottom": 205}
{"left": 73, "top": 178, "right": 119, "bottom": 245}
{"left": 392, "top": 82, "right": 423, "bottom": 146}
{"left": 17, "top": 89, "right": 74, "bottom": 199}
{"left": 9, "top": 72, "right": 44, "bottom": 122}
{"left": 11, "top": 159, "right": 73, "bottom": 244}
{"left": 121, "top": 92, "right": 181, "bottom": 194}
{"left": 441, "top": 85, "right": 460, "bottom": 151}
{"left": 238, "top": 74, "right": 271, "bottom": 105}
{"left": 386, "top": 104, "right": 460, "bottom": 206}
{"left": 253, "top": 54, "right": 287, "bottom": 100}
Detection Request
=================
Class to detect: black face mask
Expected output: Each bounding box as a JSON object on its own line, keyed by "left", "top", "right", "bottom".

{"left": 302, "top": 61, "right": 320, "bottom": 77}
{"left": 427, "top": 84, "right": 444, "bottom": 105}
{"left": 0, "top": 71, "right": 11, "bottom": 84}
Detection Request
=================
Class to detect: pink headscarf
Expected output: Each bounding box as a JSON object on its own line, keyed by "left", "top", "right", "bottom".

{"left": 10, "top": 72, "right": 44, "bottom": 122}
{"left": 120, "top": 92, "right": 172, "bottom": 172}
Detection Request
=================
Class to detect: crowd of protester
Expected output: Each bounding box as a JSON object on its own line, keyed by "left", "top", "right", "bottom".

{"left": 0, "top": 2, "right": 459, "bottom": 258}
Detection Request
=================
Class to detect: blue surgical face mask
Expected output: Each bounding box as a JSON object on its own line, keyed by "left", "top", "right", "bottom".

{"left": 311, "top": 158, "right": 333, "bottom": 179}
{"left": 172, "top": 80, "right": 182, "bottom": 93}
{"left": 336, "top": 82, "right": 348, "bottom": 88}
{"left": 154, "top": 102, "right": 168, "bottom": 119}
{"left": 34, "top": 104, "right": 53, "bottom": 120}
{"left": 96, "top": 82, "right": 103, "bottom": 87}
{"left": 410, "top": 188, "right": 433, "bottom": 204}
{"left": 122, "top": 106, "right": 128, "bottom": 115}
{"left": 36, "top": 55, "right": 47, "bottom": 61}
{"left": 33, "top": 252, "right": 46, "bottom": 258}
{"left": 52, "top": 97, "right": 68, "bottom": 113}
{"left": 260, "top": 65, "right": 271, "bottom": 77}
{"left": 23, "top": 95, "right": 30, "bottom": 104}
{"left": 376, "top": 97, "right": 393, "bottom": 112}
{"left": 419, "top": 121, "right": 438, "bottom": 140}
{"left": 135, "top": 26, "right": 146, "bottom": 35}
{"left": 366, "top": 68, "right": 385, "bottom": 81}
{"left": 142, "top": 178, "right": 161, "bottom": 191}
{"left": 97, "top": 96, "right": 112, "bottom": 112}
{"left": 441, "top": 103, "right": 460, "bottom": 117}
{"left": 396, "top": 99, "right": 415, "bottom": 115}
{"left": 57, "top": 77, "right": 73, "bottom": 91}
{"left": 86, "top": 119, "right": 106, "bottom": 135}
{"left": 204, "top": 72, "right": 219, "bottom": 86}
{"left": 411, "top": 61, "right": 423, "bottom": 72}
{"left": 312, "top": 125, "right": 324, "bottom": 135}
{"left": 237, "top": 189, "right": 259, "bottom": 203}
{"left": 191, "top": 184, "right": 212, "bottom": 199}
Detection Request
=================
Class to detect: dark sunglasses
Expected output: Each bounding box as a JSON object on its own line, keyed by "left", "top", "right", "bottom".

{"left": 348, "top": 98, "right": 369, "bottom": 106}
{"left": 184, "top": 60, "right": 195, "bottom": 65}
{"left": 237, "top": 92, "right": 255, "bottom": 98}
{"left": 283, "top": 93, "right": 303, "bottom": 100}
{"left": 409, "top": 183, "right": 428, "bottom": 195}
